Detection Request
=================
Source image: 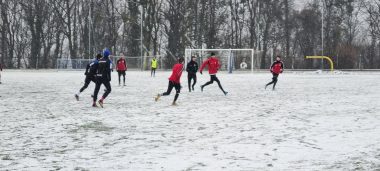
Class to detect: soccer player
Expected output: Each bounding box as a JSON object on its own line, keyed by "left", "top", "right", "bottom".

{"left": 200, "top": 52, "right": 228, "bottom": 95}
{"left": 186, "top": 56, "right": 199, "bottom": 92}
{"left": 75, "top": 53, "right": 102, "bottom": 100}
{"left": 92, "top": 49, "right": 112, "bottom": 107}
{"left": 155, "top": 57, "right": 184, "bottom": 106}
{"left": 116, "top": 55, "right": 127, "bottom": 86}
{"left": 151, "top": 57, "right": 158, "bottom": 77}
{"left": 265, "top": 55, "right": 284, "bottom": 90}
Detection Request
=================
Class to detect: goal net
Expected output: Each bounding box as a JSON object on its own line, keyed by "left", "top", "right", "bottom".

{"left": 184, "top": 49, "right": 260, "bottom": 73}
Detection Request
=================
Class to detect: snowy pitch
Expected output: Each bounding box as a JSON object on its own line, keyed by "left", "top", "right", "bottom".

{"left": 1, "top": 70, "right": 379, "bottom": 170}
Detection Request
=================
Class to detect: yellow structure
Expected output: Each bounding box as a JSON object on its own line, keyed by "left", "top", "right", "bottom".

{"left": 305, "top": 56, "right": 334, "bottom": 72}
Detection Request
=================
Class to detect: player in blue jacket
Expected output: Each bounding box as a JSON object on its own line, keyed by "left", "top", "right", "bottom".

{"left": 75, "top": 53, "right": 102, "bottom": 100}
{"left": 92, "top": 49, "right": 113, "bottom": 107}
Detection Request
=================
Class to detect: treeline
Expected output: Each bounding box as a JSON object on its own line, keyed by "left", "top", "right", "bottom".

{"left": 0, "top": 0, "right": 379, "bottom": 69}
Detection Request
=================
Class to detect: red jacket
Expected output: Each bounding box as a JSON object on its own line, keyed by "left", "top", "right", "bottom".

{"left": 199, "top": 57, "right": 220, "bottom": 75}
{"left": 169, "top": 63, "right": 184, "bottom": 83}
{"left": 270, "top": 61, "right": 284, "bottom": 74}
{"left": 116, "top": 59, "right": 127, "bottom": 71}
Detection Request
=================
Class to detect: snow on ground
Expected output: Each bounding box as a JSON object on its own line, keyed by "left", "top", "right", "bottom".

{"left": 0, "top": 70, "right": 380, "bottom": 170}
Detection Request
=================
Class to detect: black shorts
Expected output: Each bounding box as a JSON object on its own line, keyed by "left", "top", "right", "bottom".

{"left": 163, "top": 81, "right": 181, "bottom": 96}
{"left": 85, "top": 75, "right": 96, "bottom": 84}
{"left": 117, "top": 70, "right": 126, "bottom": 76}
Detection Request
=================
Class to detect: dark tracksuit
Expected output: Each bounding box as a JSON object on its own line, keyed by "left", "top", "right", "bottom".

{"left": 79, "top": 60, "right": 97, "bottom": 93}
{"left": 186, "top": 60, "right": 198, "bottom": 92}
{"left": 93, "top": 58, "right": 112, "bottom": 101}
{"left": 266, "top": 61, "right": 284, "bottom": 90}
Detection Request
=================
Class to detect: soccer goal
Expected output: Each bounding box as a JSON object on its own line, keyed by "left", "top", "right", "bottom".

{"left": 184, "top": 49, "right": 259, "bottom": 73}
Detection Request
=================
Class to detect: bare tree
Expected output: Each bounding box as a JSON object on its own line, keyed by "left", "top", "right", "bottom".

{"left": 163, "top": 0, "right": 187, "bottom": 65}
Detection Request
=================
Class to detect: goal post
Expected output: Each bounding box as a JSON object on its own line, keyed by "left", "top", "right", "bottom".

{"left": 185, "top": 49, "right": 256, "bottom": 73}
{"left": 305, "top": 56, "right": 334, "bottom": 72}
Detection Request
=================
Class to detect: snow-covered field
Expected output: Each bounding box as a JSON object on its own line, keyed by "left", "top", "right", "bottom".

{"left": 1, "top": 70, "right": 380, "bottom": 170}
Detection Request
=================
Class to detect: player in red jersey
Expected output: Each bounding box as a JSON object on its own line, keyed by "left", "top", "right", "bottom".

{"left": 199, "top": 52, "right": 228, "bottom": 95}
{"left": 265, "top": 55, "right": 284, "bottom": 90}
{"left": 155, "top": 57, "right": 185, "bottom": 105}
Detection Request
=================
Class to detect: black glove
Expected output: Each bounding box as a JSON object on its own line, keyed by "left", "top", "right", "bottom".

{"left": 200, "top": 71, "right": 203, "bottom": 75}
{"left": 84, "top": 72, "right": 88, "bottom": 76}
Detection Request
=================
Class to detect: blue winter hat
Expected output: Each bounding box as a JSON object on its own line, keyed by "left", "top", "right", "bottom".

{"left": 103, "top": 48, "right": 111, "bottom": 59}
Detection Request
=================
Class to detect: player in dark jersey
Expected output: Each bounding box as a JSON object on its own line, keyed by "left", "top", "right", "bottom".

{"left": 75, "top": 54, "right": 102, "bottom": 100}
{"left": 92, "top": 49, "right": 112, "bottom": 107}
{"left": 186, "top": 56, "right": 199, "bottom": 92}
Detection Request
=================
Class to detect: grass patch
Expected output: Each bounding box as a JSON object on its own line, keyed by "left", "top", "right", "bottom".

{"left": 2, "top": 154, "right": 12, "bottom": 160}
{"left": 74, "top": 167, "right": 90, "bottom": 171}
{"left": 69, "top": 121, "right": 114, "bottom": 133}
